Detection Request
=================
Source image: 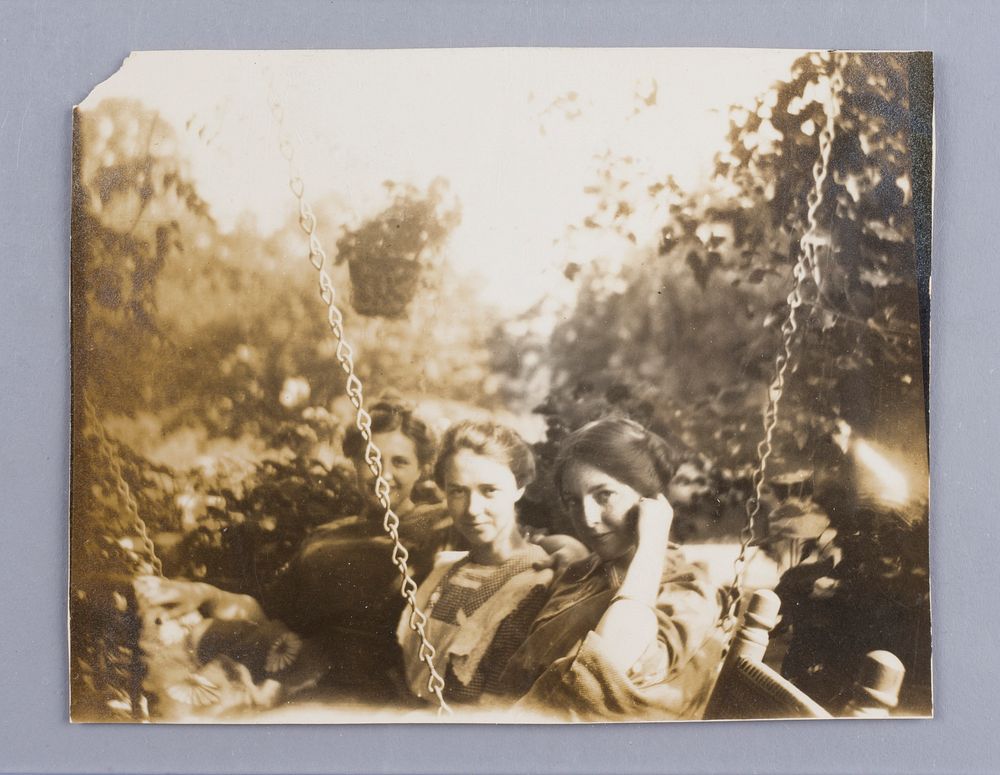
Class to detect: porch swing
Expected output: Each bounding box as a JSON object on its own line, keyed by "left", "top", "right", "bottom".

{"left": 78, "top": 51, "right": 903, "bottom": 721}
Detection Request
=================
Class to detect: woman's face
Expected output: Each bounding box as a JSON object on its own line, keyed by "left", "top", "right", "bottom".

{"left": 354, "top": 430, "right": 422, "bottom": 512}
{"left": 443, "top": 449, "right": 524, "bottom": 549}
{"left": 560, "top": 460, "right": 643, "bottom": 561}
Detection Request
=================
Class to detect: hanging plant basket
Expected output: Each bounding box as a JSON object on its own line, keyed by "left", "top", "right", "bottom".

{"left": 348, "top": 256, "right": 421, "bottom": 318}
{"left": 338, "top": 179, "right": 461, "bottom": 318}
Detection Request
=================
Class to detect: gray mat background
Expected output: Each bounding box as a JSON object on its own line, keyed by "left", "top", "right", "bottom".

{"left": 1, "top": 1, "right": 995, "bottom": 773}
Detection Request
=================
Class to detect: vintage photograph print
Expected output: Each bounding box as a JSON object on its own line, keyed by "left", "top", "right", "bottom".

{"left": 70, "top": 49, "right": 932, "bottom": 723}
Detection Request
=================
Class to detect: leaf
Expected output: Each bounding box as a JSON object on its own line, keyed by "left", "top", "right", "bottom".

{"left": 686, "top": 251, "right": 711, "bottom": 290}
{"left": 659, "top": 231, "right": 675, "bottom": 255}
{"left": 768, "top": 498, "right": 830, "bottom": 540}
{"left": 763, "top": 300, "right": 787, "bottom": 328}
{"left": 859, "top": 267, "right": 895, "bottom": 288}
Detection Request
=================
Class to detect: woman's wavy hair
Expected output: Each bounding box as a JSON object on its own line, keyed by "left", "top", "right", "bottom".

{"left": 552, "top": 416, "right": 685, "bottom": 501}
{"left": 342, "top": 396, "right": 438, "bottom": 470}
{"left": 433, "top": 420, "right": 536, "bottom": 490}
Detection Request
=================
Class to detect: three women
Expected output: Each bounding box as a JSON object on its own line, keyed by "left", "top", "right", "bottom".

{"left": 144, "top": 401, "right": 724, "bottom": 720}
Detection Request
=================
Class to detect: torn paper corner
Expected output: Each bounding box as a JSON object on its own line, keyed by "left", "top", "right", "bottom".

{"left": 75, "top": 52, "right": 134, "bottom": 111}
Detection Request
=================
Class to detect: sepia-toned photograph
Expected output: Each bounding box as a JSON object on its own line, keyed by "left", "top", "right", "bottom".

{"left": 70, "top": 48, "right": 932, "bottom": 723}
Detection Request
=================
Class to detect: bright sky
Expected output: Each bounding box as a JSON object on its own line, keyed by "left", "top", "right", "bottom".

{"left": 83, "top": 48, "right": 800, "bottom": 314}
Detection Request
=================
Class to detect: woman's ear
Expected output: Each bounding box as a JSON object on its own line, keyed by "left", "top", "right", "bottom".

{"left": 515, "top": 486, "right": 526, "bottom": 503}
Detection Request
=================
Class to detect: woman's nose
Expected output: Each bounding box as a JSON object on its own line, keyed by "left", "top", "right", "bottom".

{"left": 467, "top": 492, "right": 485, "bottom": 517}
{"left": 582, "top": 498, "right": 603, "bottom": 528}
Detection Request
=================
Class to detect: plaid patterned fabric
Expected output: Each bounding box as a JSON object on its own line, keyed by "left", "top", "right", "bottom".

{"left": 431, "top": 556, "right": 534, "bottom": 622}
{"left": 426, "top": 557, "right": 551, "bottom": 703}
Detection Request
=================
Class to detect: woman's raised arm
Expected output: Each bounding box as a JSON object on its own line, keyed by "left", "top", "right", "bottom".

{"left": 593, "top": 495, "right": 673, "bottom": 671}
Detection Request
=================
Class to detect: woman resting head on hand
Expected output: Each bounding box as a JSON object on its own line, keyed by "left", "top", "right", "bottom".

{"left": 555, "top": 416, "right": 680, "bottom": 565}
{"left": 398, "top": 420, "right": 561, "bottom": 705}
{"left": 501, "top": 417, "right": 727, "bottom": 721}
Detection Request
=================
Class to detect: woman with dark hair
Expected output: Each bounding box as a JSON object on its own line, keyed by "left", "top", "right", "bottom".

{"left": 341, "top": 398, "right": 439, "bottom": 520}
{"left": 398, "top": 420, "right": 564, "bottom": 705}
{"left": 255, "top": 397, "right": 457, "bottom": 699}
{"left": 500, "top": 417, "right": 727, "bottom": 721}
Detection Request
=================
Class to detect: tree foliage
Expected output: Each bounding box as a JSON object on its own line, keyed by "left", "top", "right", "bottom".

{"left": 507, "top": 50, "right": 932, "bottom": 711}
{"left": 73, "top": 99, "right": 498, "bottom": 437}
{"left": 71, "top": 98, "right": 488, "bottom": 718}
{"left": 523, "top": 52, "right": 927, "bottom": 496}
{"left": 73, "top": 99, "right": 213, "bottom": 411}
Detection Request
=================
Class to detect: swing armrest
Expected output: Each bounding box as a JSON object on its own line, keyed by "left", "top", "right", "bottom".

{"left": 706, "top": 655, "right": 831, "bottom": 719}
{"left": 703, "top": 588, "right": 906, "bottom": 719}
{"left": 703, "top": 588, "right": 830, "bottom": 719}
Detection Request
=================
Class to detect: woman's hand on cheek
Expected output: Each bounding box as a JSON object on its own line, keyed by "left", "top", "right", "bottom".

{"left": 594, "top": 496, "right": 671, "bottom": 669}
{"left": 636, "top": 494, "right": 674, "bottom": 553}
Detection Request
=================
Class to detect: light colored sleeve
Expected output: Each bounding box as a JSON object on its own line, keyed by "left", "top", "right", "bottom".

{"left": 516, "top": 560, "right": 725, "bottom": 721}
{"left": 648, "top": 564, "right": 725, "bottom": 680}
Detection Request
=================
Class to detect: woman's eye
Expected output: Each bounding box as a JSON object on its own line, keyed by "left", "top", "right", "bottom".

{"left": 594, "top": 490, "right": 614, "bottom": 506}
{"left": 391, "top": 457, "right": 412, "bottom": 468}
{"left": 481, "top": 486, "right": 499, "bottom": 497}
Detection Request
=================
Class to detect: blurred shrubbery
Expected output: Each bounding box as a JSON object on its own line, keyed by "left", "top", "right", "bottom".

{"left": 71, "top": 99, "right": 483, "bottom": 717}
{"left": 166, "top": 452, "right": 365, "bottom": 598}
{"left": 510, "top": 52, "right": 926, "bottom": 491}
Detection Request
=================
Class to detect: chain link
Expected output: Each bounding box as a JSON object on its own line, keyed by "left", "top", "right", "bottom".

{"left": 83, "top": 393, "right": 164, "bottom": 578}
{"left": 263, "top": 71, "right": 452, "bottom": 715}
{"left": 723, "top": 53, "right": 845, "bottom": 631}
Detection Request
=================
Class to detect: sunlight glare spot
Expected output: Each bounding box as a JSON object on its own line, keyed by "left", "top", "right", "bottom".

{"left": 854, "top": 439, "right": 910, "bottom": 505}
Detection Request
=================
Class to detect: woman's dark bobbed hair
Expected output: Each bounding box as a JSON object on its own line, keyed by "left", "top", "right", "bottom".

{"left": 553, "top": 416, "right": 685, "bottom": 500}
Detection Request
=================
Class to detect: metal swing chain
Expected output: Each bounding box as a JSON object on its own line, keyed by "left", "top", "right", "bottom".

{"left": 82, "top": 393, "right": 164, "bottom": 578}
{"left": 723, "top": 53, "right": 845, "bottom": 630}
{"left": 263, "top": 74, "right": 452, "bottom": 715}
